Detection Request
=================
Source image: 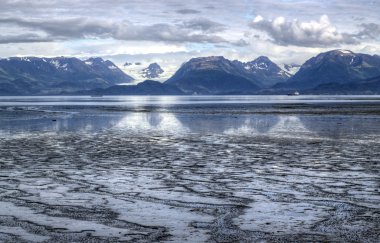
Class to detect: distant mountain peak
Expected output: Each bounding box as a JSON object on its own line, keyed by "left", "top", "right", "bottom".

{"left": 317, "top": 49, "right": 357, "bottom": 59}
{"left": 283, "top": 49, "right": 380, "bottom": 90}
{"left": 141, "top": 63, "right": 164, "bottom": 79}
{"left": 246, "top": 56, "right": 279, "bottom": 70}
{"left": 336, "top": 49, "right": 354, "bottom": 55}
{"left": 84, "top": 57, "right": 105, "bottom": 65}
{"left": 177, "top": 56, "right": 236, "bottom": 74}
{"left": 189, "top": 56, "right": 226, "bottom": 62}
{"left": 147, "top": 63, "right": 161, "bottom": 69}
{"left": 85, "top": 57, "right": 105, "bottom": 63}
{"left": 84, "top": 57, "right": 120, "bottom": 70}
{"left": 240, "top": 56, "right": 292, "bottom": 85}
{"left": 253, "top": 56, "right": 271, "bottom": 63}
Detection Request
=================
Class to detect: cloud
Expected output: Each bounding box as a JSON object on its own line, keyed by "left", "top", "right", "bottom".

{"left": 0, "top": 17, "right": 229, "bottom": 44}
{"left": 0, "top": 17, "right": 113, "bottom": 39}
{"left": 356, "top": 23, "right": 380, "bottom": 39}
{"left": 176, "top": 9, "right": 201, "bottom": 15}
{"left": 250, "top": 15, "right": 357, "bottom": 47}
{"left": 0, "top": 0, "right": 379, "bottom": 62}
{"left": 0, "top": 34, "right": 53, "bottom": 44}
{"left": 231, "top": 39, "right": 250, "bottom": 47}
{"left": 182, "top": 18, "right": 226, "bottom": 33}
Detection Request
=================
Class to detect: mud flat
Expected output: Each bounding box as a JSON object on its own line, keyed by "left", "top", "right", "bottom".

{"left": 0, "top": 96, "right": 379, "bottom": 242}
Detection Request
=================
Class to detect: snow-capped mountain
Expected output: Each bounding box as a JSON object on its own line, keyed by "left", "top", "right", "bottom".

{"left": 141, "top": 63, "right": 164, "bottom": 79}
{"left": 238, "top": 56, "right": 291, "bottom": 87}
{"left": 4, "top": 49, "right": 380, "bottom": 95}
{"left": 122, "top": 62, "right": 170, "bottom": 82}
{"left": 0, "top": 57, "right": 133, "bottom": 95}
{"left": 165, "top": 55, "right": 292, "bottom": 94}
{"left": 165, "top": 56, "right": 261, "bottom": 94}
{"left": 282, "top": 49, "right": 380, "bottom": 90}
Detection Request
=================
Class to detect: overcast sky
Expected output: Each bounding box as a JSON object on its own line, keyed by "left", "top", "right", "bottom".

{"left": 0, "top": 0, "right": 379, "bottom": 70}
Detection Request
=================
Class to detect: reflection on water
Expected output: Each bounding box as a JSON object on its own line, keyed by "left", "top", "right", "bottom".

{"left": 271, "top": 116, "right": 312, "bottom": 136}
{"left": 0, "top": 111, "right": 124, "bottom": 134}
{"left": 1, "top": 95, "right": 380, "bottom": 106}
{"left": 1, "top": 95, "right": 380, "bottom": 140}
{"left": 115, "top": 112, "right": 188, "bottom": 133}
{"left": 1, "top": 106, "right": 380, "bottom": 141}
{"left": 224, "top": 116, "right": 310, "bottom": 137}
{"left": 299, "top": 115, "right": 380, "bottom": 139}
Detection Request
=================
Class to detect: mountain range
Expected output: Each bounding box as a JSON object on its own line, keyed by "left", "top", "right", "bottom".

{"left": 0, "top": 57, "right": 133, "bottom": 95}
{"left": 1, "top": 49, "right": 380, "bottom": 95}
{"left": 277, "top": 50, "right": 380, "bottom": 90}
{"left": 164, "top": 56, "right": 289, "bottom": 94}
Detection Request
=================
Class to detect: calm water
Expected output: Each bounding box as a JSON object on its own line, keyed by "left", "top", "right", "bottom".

{"left": 0, "top": 95, "right": 380, "bottom": 106}
{"left": 0, "top": 96, "right": 379, "bottom": 242}
{"left": 1, "top": 95, "right": 380, "bottom": 141}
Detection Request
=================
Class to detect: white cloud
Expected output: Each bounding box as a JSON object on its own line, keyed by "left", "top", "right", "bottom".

{"left": 0, "top": 17, "right": 231, "bottom": 45}
{"left": 0, "top": 0, "right": 379, "bottom": 68}
{"left": 253, "top": 15, "right": 263, "bottom": 23}
{"left": 250, "top": 15, "right": 356, "bottom": 47}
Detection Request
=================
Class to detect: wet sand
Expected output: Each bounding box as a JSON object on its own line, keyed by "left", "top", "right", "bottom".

{"left": 0, "top": 97, "right": 379, "bottom": 242}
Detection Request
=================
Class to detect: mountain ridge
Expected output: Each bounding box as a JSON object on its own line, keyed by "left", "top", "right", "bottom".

{"left": 165, "top": 55, "right": 290, "bottom": 94}
{"left": 0, "top": 56, "right": 133, "bottom": 95}
{"left": 279, "top": 49, "right": 380, "bottom": 90}
{"left": 2, "top": 49, "right": 380, "bottom": 95}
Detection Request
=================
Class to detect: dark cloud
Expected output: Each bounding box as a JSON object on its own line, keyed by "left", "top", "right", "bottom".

{"left": 204, "top": 5, "right": 216, "bottom": 10}
{"left": 182, "top": 18, "right": 226, "bottom": 33}
{"left": 0, "top": 34, "right": 53, "bottom": 44}
{"left": 0, "top": 17, "right": 230, "bottom": 44}
{"left": 356, "top": 23, "right": 380, "bottom": 39}
{"left": 0, "top": 17, "right": 112, "bottom": 39}
{"left": 176, "top": 9, "right": 201, "bottom": 14}
{"left": 231, "top": 39, "right": 250, "bottom": 47}
{"left": 250, "top": 15, "right": 357, "bottom": 47}
{"left": 115, "top": 22, "right": 228, "bottom": 43}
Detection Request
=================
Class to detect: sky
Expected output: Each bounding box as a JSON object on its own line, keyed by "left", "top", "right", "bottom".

{"left": 0, "top": 0, "right": 380, "bottom": 72}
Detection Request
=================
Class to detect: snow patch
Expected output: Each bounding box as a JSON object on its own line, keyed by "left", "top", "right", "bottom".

{"left": 338, "top": 50, "right": 353, "bottom": 54}
{"left": 50, "top": 60, "right": 68, "bottom": 70}
{"left": 282, "top": 64, "right": 301, "bottom": 75}
{"left": 251, "top": 62, "right": 268, "bottom": 70}
{"left": 21, "top": 57, "right": 31, "bottom": 62}
{"left": 51, "top": 60, "right": 60, "bottom": 69}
